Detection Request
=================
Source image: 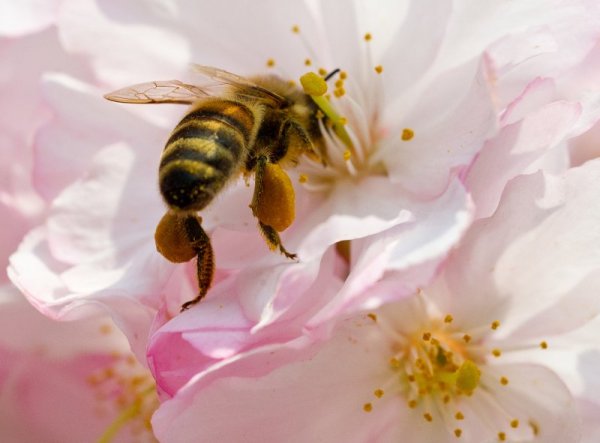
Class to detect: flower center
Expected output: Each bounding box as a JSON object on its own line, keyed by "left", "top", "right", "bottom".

{"left": 361, "top": 300, "right": 551, "bottom": 440}
{"left": 87, "top": 353, "right": 159, "bottom": 442}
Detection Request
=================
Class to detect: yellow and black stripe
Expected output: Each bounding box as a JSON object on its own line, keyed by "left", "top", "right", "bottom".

{"left": 159, "top": 99, "right": 255, "bottom": 211}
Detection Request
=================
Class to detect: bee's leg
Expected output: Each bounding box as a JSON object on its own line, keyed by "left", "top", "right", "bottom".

{"left": 258, "top": 221, "right": 297, "bottom": 260}
{"left": 250, "top": 155, "right": 297, "bottom": 260}
{"left": 180, "top": 214, "right": 215, "bottom": 311}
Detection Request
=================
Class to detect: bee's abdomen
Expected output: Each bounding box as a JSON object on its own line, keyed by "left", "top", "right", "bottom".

{"left": 159, "top": 100, "right": 254, "bottom": 211}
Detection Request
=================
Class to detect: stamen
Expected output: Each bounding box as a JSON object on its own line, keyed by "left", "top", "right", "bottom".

{"left": 304, "top": 58, "right": 312, "bottom": 66}
{"left": 363, "top": 403, "right": 373, "bottom": 412}
{"left": 510, "top": 419, "right": 519, "bottom": 428}
{"left": 374, "top": 389, "right": 384, "bottom": 398}
{"left": 500, "top": 376, "right": 509, "bottom": 386}
{"left": 318, "top": 68, "right": 328, "bottom": 76}
{"left": 364, "top": 32, "right": 372, "bottom": 41}
{"left": 539, "top": 341, "right": 548, "bottom": 349}
{"left": 298, "top": 174, "right": 308, "bottom": 184}
{"left": 455, "top": 360, "right": 480, "bottom": 394}
{"left": 462, "top": 334, "right": 471, "bottom": 343}
{"left": 491, "top": 349, "right": 502, "bottom": 358}
{"left": 498, "top": 432, "right": 506, "bottom": 441}
{"left": 266, "top": 58, "right": 275, "bottom": 68}
{"left": 367, "top": 313, "right": 378, "bottom": 322}
{"left": 454, "top": 429, "right": 462, "bottom": 438}
{"left": 455, "top": 412, "right": 465, "bottom": 420}
{"left": 444, "top": 315, "right": 454, "bottom": 324}
{"left": 374, "top": 65, "right": 383, "bottom": 74}
{"left": 401, "top": 128, "right": 415, "bottom": 141}
{"left": 423, "top": 412, "right": 433, "bottom": 422}
{"left": 491, "top": 320, "right": 501, "bottom": 330}
{"left": 291, "top": 25, "right": 300, "bottom": 33}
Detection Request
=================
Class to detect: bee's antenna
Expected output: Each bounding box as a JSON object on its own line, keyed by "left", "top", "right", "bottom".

{"left": 324, "top": 68, "right": 340, "bottom": 82}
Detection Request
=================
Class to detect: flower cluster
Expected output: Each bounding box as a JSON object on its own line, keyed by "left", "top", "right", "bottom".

{"left": 4, "top": 1, "right": 600, "bottom": 442}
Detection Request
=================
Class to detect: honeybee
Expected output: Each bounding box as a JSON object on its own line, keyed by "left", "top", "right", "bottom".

{"left": 105, "top": 65, "right": 326, "bottom": 310}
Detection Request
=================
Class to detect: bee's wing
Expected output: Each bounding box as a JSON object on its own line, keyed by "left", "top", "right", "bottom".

{"left": 191, "top": 64, "right": 286, "bottom": 104}
{"left": 104, "top": 80, "right": 210, "bottom": 104}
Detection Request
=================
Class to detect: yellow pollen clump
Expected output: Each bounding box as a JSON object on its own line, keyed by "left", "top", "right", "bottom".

{"left": 444, "top": 314, "right": 454, "bottom": 323}
{"left": 510, "top": 419, "right": 519, "bottom": 428}
{"left": 423, "top": 413, "right": 433, "bottom": 422}
{"left": 500, "top": 376, "right": 509, "bottom": 385}
{"left": 291, "top": 25, "right": 300, "bottom": 33}
{"left": 367, "top": 313, "right": 378, "bottom": 322}
{"left": 364, "top": 32, "right": 372, "bottom": 41}
{"left": 498, "top": 432, "right": 507, "bottom": 441}
{"left": 374, "top": 389, "right": 384, "bottom": 398}
{"left": 491, "top": 320, "right": 501, "bottom": 330}
{"left": 318, "top": 67, "right": 328, "bottom": 76}
{"left": 298, "top": 174, "right": 308, "bottom": 184}
{"left": 304, "top": 58, "right": 312, "bottom": 66}
{"left": 374, "top": 65, "right": 383, "bottom": 74}
{"left": 254, "top": 163, "right": 295, "bottom": 232}
{"left": 492, "top": 349, "right": 502, "bottom": 357}
{"left": 363, "top": 403, "right": 373, "bottom": 412}
{"left": 266, "top": 58, "right": 275, "bottom": 67}
{"left": 456, "top": 360, "right": 481, "bottom": 393}
{"left": 454, "top": 429, "right": 463, "bottom": 438}
{"left": 401, "top": 128, "right": 415, "bottom": 141}
{"left": 540, "top": 341, "right": 548, "bottom": 349}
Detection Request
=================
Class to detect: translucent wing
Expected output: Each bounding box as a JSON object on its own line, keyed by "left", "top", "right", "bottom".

{"left": 191, "top": 64, "right": 286, "bottom": 104}
{"left": 104, "top": 80, "right": 209, "bottom": 104}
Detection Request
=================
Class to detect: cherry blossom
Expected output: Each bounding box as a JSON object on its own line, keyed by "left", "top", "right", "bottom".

{"left": 151, "top": 159, "right": 600, "bottom": 442}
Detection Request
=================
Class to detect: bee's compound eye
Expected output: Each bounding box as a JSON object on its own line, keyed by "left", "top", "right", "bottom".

{"left": 155, "top": 212, "right": 197, "bottom": 263}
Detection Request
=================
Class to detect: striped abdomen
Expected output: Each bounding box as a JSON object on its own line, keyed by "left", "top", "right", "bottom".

{"left": 159, "top": 99, "right": 254, "bottom": 211}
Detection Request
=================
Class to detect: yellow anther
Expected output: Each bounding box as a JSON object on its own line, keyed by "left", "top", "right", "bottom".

{"left": 291, "top": 25, "right": 300, "bottom": 33}
{"left": 456, "top": 360, "right": 480, "bottom": 393}
{"left": 266, "top": 58, "right": 275, "bottom": 67}
{"left": 443, "top": 395, "right": 451, "bottom": 404}
{"left": 367, "top": 313, "right": 378, "bottom": 322}
{"left": 300, "top": 72, "right": 328, "bottom": 96}
{"left": 455, "top": 412, "right": 464, "bottom": 420}
{"left": 390, "top": 357, "right": 401, "bottom": 369}
{"left": 454, "top": 429, "right": 462, "bottom": 438}
{"left": 401, "top": 128, "right": 415, "bottom": 141}
{"left": 374, "top": 65, "right": 383, "bottom": 74}
{"left": 510, "top": 419, "right": 519, "bottom": 428}
{"left": 407, "top": 374, "right": 416, "bottom": 382}
{"left": 333, "top": 87, "right": 345, "bottom": 97}
{"left": 540, "top": 341, "right": 548, "bottom": 349}
{"left": 340, "top": 71, "right": 348, "bottom": 80}
{"left": 343, "top": 150, "right": 352, "bottom": 161}
{"left": 430, "top": 338, "right": 440, "bottom": 346}
{"left": 318, "top": 67, "right": 328, "bottom": 76}
{"left": 462, "top": 334, "right": 471, "bottom": 343}
{"left": 364, "top": 32, "right": 372, "bottom": 41}
{"left": 444, "top": 314, "right": 453, "bottom": 323}
{"left": 423, "top": 413, "right": 433, "bottom": 422}
{"left": 500, "top": 376, "right": 509, "bottom": 385}
{"left": 304, "top": 58, "right": 312, "bottom": 66}
{"left": 374, "top": 389, "right": 384, "bottom": 398}
{"left": 498, "top": 432, "right": 506, "bottom": 441}
{"left": 334, "top": 79, "right": 344, "bottom": 88}
{"left": 298, "top": 174, "right": 308, "bottom": 184}
{"left": 491, "top": 320, "right": 501, "bottom": 330}
{"left": 363, "top": 403, "right": 373, "bottom": 412}
{"left": 422, "top": 332, "right": 432, "bottom": 341}
{"left": 492, "top": 349, "right": 502, "bottom": 357}
{"left": 408, "top": 399, "right": 417, "bottom": 409}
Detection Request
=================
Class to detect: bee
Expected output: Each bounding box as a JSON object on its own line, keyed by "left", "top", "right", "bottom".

{"left": 104, "top": 65, "right": 325, "bottom": 310}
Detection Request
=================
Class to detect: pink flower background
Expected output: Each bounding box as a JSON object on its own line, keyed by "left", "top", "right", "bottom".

{"left": 3, "top": 1, "right": 600, "bottom": 441}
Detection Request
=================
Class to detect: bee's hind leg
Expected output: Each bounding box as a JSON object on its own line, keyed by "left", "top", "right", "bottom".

{"left": 180, "top": 215, "right": 215, "bottom": 311}
{"left": 250, "top": 155, "right": 297, "bottom": 260}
